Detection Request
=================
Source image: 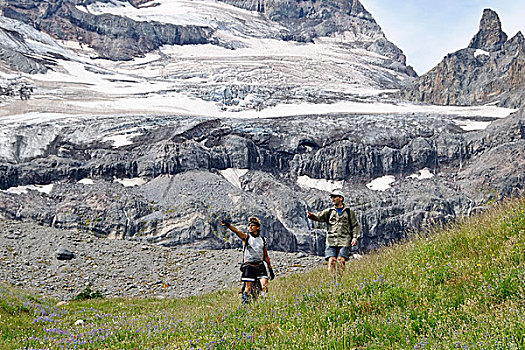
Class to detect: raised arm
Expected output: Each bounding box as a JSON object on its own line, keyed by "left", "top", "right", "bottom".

{"left": 220, "top": 219, "right": 247, "bottom": 241}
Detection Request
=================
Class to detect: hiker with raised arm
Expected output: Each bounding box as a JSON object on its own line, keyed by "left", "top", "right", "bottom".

{"left": 220, "top": 216, "right": 275, "bottom": 304}
{"left": 306, "top": 189, "right": 360, "bottom": 274}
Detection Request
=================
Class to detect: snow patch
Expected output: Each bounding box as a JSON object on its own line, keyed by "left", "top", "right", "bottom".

{"left": 77, "top": 0, "right": 282, "bottom": 33}
{"left": 366, "top": 175, "right": 395, "bottom": 191}
{"left": 297, "top": 175, "right": 344, "bottom": 193}
{"left": 78, "top": 178, "right": 95, "bottom": 185}
{"left": 5, "top": 184, "right": 54, "bottom": 195}
{"left": 407, "top": 168, "right": 434, "bottom": 180}
{"left": 453, "top": 119, "right": 492, "bottom": 131}
{"left": 102, "top": 132, "right": 142, "bottom": 148}
{"left": 474, "top": 49, "right": 489, "bottom": 57}
{"left": 220, "top": 168, "right": 248, "bottom": 190}
{"left": 114, "top": 178, "right": 147, "bottom": 187}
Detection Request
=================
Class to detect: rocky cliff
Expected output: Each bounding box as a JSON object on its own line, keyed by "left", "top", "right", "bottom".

{"left": 401, "top": 9, "right": 525, "bottom": 108}
{"left": 0, "top": 106, "right": 522, "bottom": 254}
{"left": 1, "top": 0, "right": 213, "bottom": 61}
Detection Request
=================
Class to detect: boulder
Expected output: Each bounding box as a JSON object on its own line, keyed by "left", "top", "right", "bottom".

{"left": 56, "top": 246, "right": 75, "bottom": 260}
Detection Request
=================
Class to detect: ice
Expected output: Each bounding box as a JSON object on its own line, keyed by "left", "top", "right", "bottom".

{"left": 4, "top": 184, "right": 54, "bottom": 195}
{"left": 452, "top": 119, "right": 492, "bottom": 131}
{"left": 63, "top": 94, "right": 518, "bottom": 121}
{"left": 407, "top": 168, "right": 434, "bottom": 180}
{"left": 77, "top": 0, "right": 285, "bottom": 36}
{"left": 297, "top": 175, "right": 344, "bottom": 193}
{"left": 220, "top": 168, "right": 249, "bottom": 189}
{"left": 114, "top": 178, "right": 148, "bottom": 187}
{"left": 366, "top": 175, "right": 395, "bottom": 191}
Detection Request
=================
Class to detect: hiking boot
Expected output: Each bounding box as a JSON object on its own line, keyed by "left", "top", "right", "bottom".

{"left": 241, "top": 292, "right": 251, "bottom": 305}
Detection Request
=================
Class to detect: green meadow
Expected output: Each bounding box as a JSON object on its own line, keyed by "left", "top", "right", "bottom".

{"left": 1, "top": 198, "right": 524, "bottom": 349}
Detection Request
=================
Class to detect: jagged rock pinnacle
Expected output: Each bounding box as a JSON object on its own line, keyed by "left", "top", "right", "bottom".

{"left": 468, "top": 8, "right": 508, "bottom": 51}
{"left": 400, "top": 8, "right": 523, "bottom": 108}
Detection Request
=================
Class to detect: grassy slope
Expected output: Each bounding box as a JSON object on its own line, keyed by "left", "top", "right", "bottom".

{"left": 1, "top": 198, "right": 524, "bottom": 349}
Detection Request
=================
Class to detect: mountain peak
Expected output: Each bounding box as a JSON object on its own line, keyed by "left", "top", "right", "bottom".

{"left": 510, "top": 31, "right": 524, "bottom": 44}
{"left": 401, "top": 8, "right": 523, "bottom": 108}
{"left": 468, "top": 8, "right": 507, "bottom": 51}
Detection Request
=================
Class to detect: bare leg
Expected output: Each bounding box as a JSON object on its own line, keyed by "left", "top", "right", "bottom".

{"left": 260, "top": 278, "right": 269, "bottom": 293}
{"left": 244, "top": 281, "right": 253, "bottom": 293}
{"left": 336, "top": 257, "right": 346, "bottom": 274}
{"left": 328, "top": 257, "right": 337, "bottom": 274}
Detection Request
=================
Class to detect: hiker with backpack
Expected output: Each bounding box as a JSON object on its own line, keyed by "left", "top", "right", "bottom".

{"left": 220, "top": 216, "right": 275, "bottom": 304}
{"left": 307, "top": 189, "right": 360, "bottom": 274}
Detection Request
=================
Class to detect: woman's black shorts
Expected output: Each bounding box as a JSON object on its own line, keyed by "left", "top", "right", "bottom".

{"left": 240, "top": 262, "right": 268, "bottom": 282}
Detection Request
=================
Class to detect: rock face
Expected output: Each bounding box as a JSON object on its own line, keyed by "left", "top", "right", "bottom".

{"left": 0, "top": 44, "right": 47, "bottom": 74}
{"left": 1, "top": 0, "right": 213, "bottom": 61}
{"left": 468, "top": 9, "right": 508, "bottom": 51}
{"left": 0, "top": 108, "right": 523, "bottom": 255}
{"left": 0, "top": 15, "right": 64, "bottom": 74}
{"left": 401, "top": 9, "right": 525, "bottom": 108}
{"left": 455, "top": 108, "right": 525, "bottom": 203}
{"left": 0, "top": 2, "right": 521, "bottom": 260}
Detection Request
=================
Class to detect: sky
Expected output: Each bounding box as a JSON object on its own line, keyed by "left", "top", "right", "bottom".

{"left": 359, "top": 0, "right": 525, "bottom": 75}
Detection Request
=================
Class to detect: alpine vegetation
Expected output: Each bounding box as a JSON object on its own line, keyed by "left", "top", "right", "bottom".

{"left": 1, "top": 197, "right": 524, "bottom": 349}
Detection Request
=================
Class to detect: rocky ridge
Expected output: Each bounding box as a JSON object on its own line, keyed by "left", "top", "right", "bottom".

{"left": 468, "top": 9, "right": 508, "bottom": 52}
{"left": 1, "top": 0, "right": 212, "bottom": 61}
{"left": 401, "top": 9, "right": 525, "bottom": 108}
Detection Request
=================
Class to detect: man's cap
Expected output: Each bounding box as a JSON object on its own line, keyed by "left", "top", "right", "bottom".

{"left": 329, "top": 189, "right": 344, "bottom": 198}
{"left": 248, "top": 216, "right": 261, "bottom": 227}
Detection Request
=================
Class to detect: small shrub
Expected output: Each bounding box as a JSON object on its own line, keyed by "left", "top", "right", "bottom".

{"left": 72, "top": 285, "right": 103, "bottom": 301}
